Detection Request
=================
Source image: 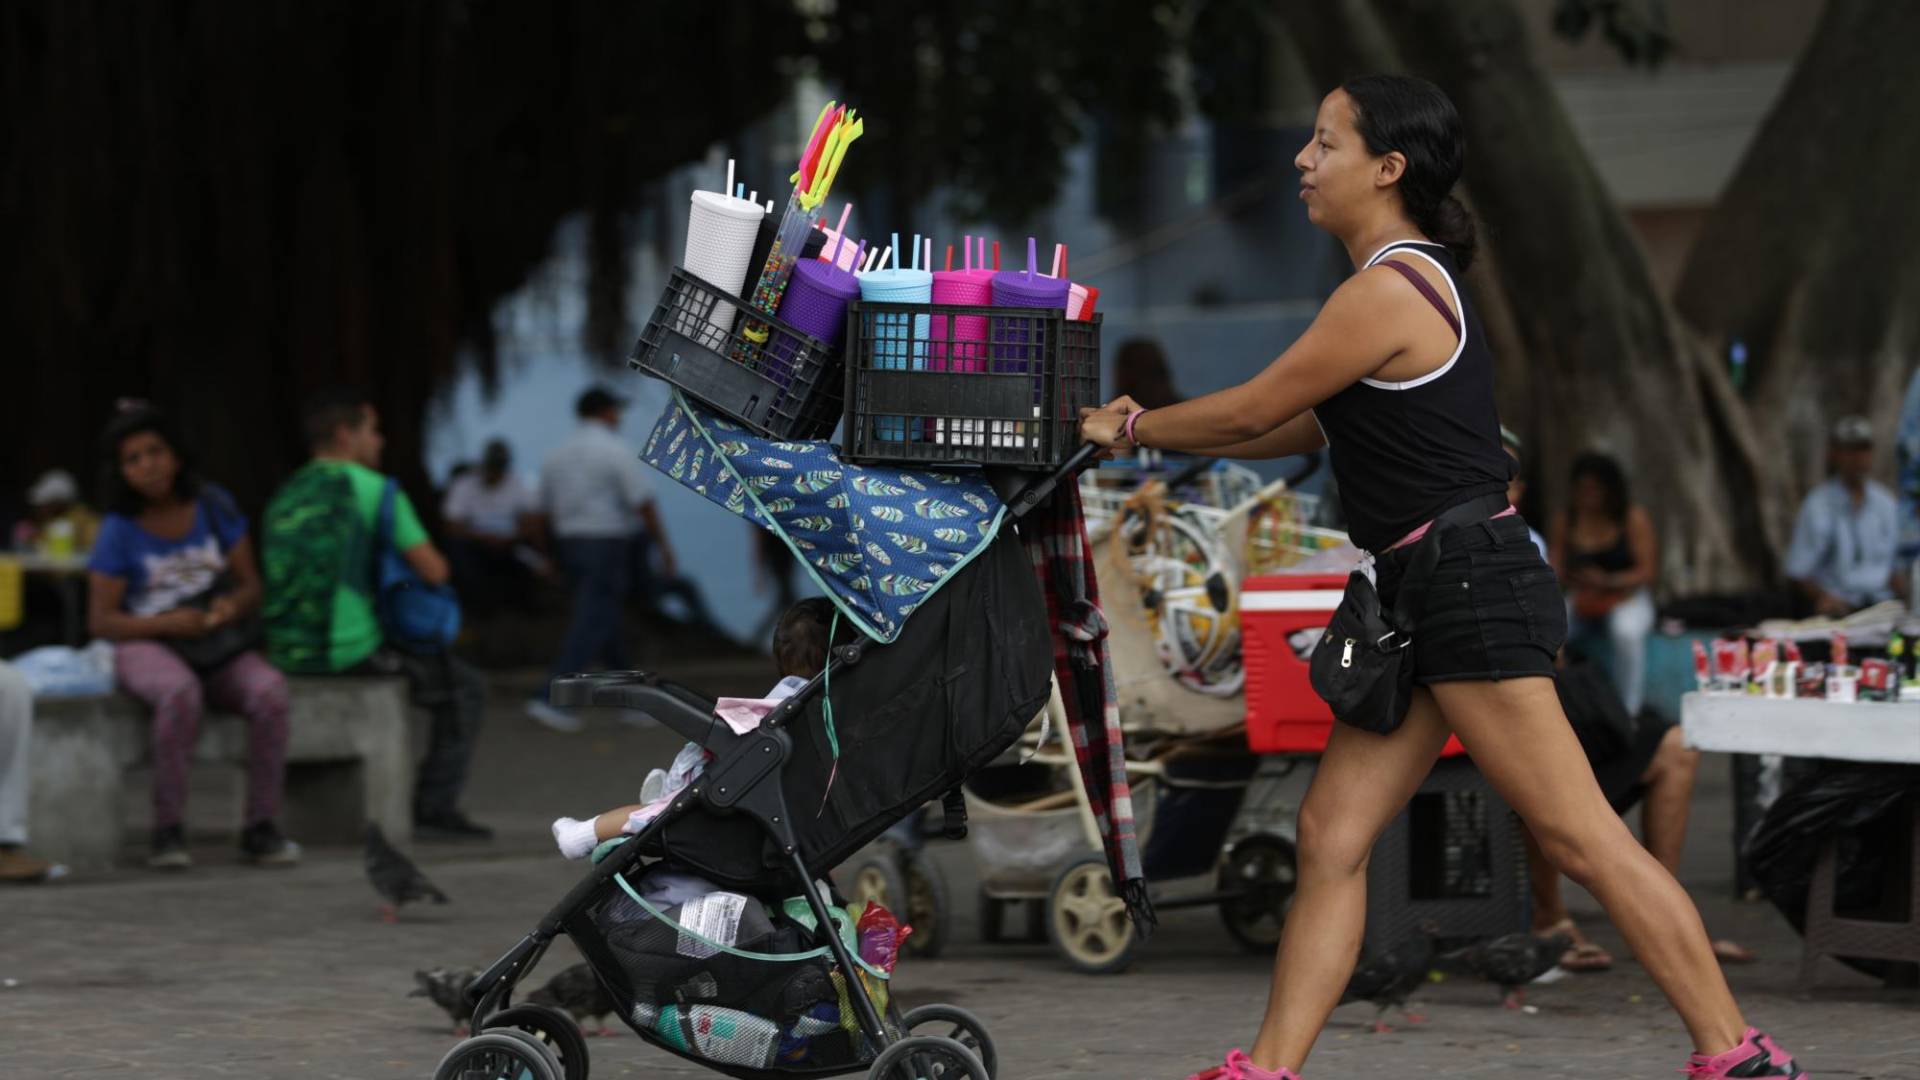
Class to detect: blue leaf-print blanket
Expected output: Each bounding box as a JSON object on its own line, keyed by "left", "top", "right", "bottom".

{"left": 641, "top": 393, "right": 1008, "bottom": 643}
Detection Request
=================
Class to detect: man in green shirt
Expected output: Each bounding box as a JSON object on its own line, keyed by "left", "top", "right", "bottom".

{"left": 261, "top": 389, "right": 492, "bottom": 841}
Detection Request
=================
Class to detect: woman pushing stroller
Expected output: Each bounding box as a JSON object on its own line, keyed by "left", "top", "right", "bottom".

{"left": 1078, "top": 74, "right": 1808, "bottom": 1080}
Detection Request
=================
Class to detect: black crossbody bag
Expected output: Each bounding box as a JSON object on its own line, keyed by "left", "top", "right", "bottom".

{"left": 1309, "top": 492, "right": 1508, "bottom": 735}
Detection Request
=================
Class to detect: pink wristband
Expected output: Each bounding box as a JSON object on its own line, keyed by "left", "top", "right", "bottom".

{"left": 1123, "top": 408, "right": 1146, "bottom": 447}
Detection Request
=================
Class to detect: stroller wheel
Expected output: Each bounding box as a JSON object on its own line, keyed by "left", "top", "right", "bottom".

{"left": 868, "top": 1033, "right": 989, "bottom": 1080}
{"left": 1218, "top": 834, "right": 1297, "bottom": 953}
{"left": 434, "top": 1030, "right": 562, "bottom": 1080}
{"left": 901, "top": 1004, "right": 998, "bottom": 1080}
{"left": 483, "top": 1004, "right": 589, "bottom": 1080}
{"left": 902, "top": 849, "right": 951, "bottom": 959}
{"left": 1046, "top": 854, "right": 1137, "bottom": 975}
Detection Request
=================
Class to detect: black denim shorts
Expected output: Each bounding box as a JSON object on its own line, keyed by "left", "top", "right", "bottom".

{"left": 1376, "top": 513, "right": 1565, "bottom": 684}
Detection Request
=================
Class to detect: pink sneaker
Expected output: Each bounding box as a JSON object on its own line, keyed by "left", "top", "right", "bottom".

{"left": 1187, "top": 1050, "right": 1302, "bottom": 1080}
{"left": 1683, "top": 1029, "right": 1807, "bottom": 1079}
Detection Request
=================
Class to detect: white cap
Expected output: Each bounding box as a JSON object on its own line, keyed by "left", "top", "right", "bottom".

{"left": 27, "top": 469, "right": 78, "bottom": 507}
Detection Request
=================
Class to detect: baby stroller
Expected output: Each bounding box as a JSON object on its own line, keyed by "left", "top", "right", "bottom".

{"left": 433, "top": 450, "right": 1093, "bottom": 1080}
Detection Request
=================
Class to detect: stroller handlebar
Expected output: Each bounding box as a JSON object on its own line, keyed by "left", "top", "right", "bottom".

{"left": 550, "top": 671, "right": 724, "bottom": 747}
{"left": 1002, "top": 442, "right": 1102, "bottom": 521}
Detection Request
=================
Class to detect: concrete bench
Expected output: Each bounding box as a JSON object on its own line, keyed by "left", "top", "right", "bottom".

{"left": 27, "top": 676, "right": 414, "bottom": 872}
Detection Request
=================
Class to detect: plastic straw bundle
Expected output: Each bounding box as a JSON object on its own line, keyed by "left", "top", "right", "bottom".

{"left": 735, "top": 103, "right": 862, "bottom": 361}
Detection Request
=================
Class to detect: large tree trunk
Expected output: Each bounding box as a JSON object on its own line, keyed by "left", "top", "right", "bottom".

{"left": 1674, "top": 0, "right": 1920, "bottom": 498}
{"left": 0, "top": 1, "right": 796, "bottom": 516}
{"left": 1273, "top": 0, "right": 1788, "bottom": 592}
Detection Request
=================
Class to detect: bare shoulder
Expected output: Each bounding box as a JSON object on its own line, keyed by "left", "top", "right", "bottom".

{"left": 1329, "top": 261, "right": 1422, "bottom": 304}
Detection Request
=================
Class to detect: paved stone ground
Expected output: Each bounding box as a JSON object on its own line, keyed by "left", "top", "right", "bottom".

{"left": 2, "top": 663, "right": 1914, "bottom": 1079}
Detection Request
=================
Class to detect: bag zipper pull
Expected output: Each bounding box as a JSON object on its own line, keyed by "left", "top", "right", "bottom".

{"left": 1341, "top": 639, "right": 1355, "bottom": 668}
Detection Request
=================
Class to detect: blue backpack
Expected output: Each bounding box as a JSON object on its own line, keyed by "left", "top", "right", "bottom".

{"left": 375, "top": 478, "right": 461, "bottom": 652}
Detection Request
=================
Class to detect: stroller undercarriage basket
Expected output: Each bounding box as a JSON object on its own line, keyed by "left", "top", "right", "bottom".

{"left": 569, "top": 857, "right": 906, "bottom": 1074}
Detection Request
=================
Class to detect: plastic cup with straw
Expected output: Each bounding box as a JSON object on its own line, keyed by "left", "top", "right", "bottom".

{"left": 928, "top": 236, "right": 997, "bottom": 445}
{"left": 816, "top": 202, "right": 858, "bottom": 271}
{"left": 989, "top": 236, "right": 1071, "bottom": 452}
{"left": 858, "top": 230, "right": 933, "bottom": 443}
{"left": 682, "top": 157, "right": 767, "bottom": 344}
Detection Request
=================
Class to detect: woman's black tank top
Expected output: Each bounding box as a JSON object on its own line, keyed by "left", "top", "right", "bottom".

{"left": 1568, "top": 524, "right": 1635, "bottom": 573}
{"left": 1312, "top": 240, "right": 1512, "bottom": 553}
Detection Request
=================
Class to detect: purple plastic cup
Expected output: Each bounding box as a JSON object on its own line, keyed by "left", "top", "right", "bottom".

{"left": 766, "top": 258, "right": 861, "bottom": 390}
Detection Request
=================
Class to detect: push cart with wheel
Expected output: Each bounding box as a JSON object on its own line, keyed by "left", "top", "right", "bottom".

{"left": 963, "top": 679, "right": 1301, "bottom": 975}
{"left": 962, "top": 457, "right": 1323, "bottom": 974}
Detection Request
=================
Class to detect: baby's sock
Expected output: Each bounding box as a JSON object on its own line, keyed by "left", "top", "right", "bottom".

{"left": 551, "top": 816, "right": 599, "bottom": 860}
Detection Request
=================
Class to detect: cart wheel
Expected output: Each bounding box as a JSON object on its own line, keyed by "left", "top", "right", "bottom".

{"left": 434, "top": 1030, "right": 562, "bottom": 1080}
{"left": 846, "top": 846, "right": 910, "bottom": 919}
{"left": 901, "top": 1005, "right": 998, "bottom": 1080}
{"left": 978, "top": 887, "right": 1008, "bottom": 944}
{"left": 1218, "top": 834, "right": 1298, "bottom": 953}
{"left": 1046, "top": 854, "right": 1136, "bottom": 975}
{"left": 484, "top": 1003, "right": 590, "bottom": 1080}
{"left": 903, "top": 849, "right": 951, "bottom": 959}
{"left": 868, "top": 1034, "right": 988, "bottom": 1080}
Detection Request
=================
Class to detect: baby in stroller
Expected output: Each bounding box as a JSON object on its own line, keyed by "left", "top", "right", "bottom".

{"left": 550, "top": 599, "right": 851, "bottom": 860}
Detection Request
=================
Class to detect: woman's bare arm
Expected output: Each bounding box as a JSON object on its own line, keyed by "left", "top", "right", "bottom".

{"left": 1089, "top": 268, "right": 1422, "bottom": 452}
{"left": 1204, "top": 412, "right": 1329, "bottom": 460}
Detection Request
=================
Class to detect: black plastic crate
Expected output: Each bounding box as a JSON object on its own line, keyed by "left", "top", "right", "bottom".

{"left": 629, "top": 268, "right": 844, "bottom": 441}
{"left": 842, "top": 301, "right": 1100, "bottom": 470}
{"left": 1363, "top": 757, "right": 1530, "bottom": 956}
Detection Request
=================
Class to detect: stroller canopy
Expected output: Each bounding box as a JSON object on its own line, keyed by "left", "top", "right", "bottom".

{"left": 642, "top": 394, "right": 1008, "bottom": 642}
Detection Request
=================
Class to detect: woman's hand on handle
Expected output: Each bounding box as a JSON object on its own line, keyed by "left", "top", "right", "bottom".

{"left": 1080, "top": 395, "right": 1143, "bottom": 459}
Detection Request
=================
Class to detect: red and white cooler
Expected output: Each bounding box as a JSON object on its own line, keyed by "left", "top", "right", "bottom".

{"left": 1242, "top": 573, "right": 1466, "bottom": 757}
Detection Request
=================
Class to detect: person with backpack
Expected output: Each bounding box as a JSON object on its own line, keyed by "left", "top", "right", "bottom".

{"left": 85, "top": 404, "right": 298, "bottom": 869}
{"left": 260, "top": 389, "right": 492, "bottom": 841}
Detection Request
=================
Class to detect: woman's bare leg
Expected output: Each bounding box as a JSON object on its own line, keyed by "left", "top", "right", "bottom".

{"left": 1245, "top": 689, "right": 1452, "bottom": 1073}
{"left": 1429, "top": 678, "right": 1745, "bottom": 1053}
{"left": 1639, "top": 725, "right": 1702, "bottom": 872}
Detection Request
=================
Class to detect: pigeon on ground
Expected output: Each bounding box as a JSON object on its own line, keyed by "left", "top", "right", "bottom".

{"left": 1339, "top": 930, "right": 1436, "bottom": 1032}
{"left": 1438, "top": 931, "right": 1572, "bottom": 1009}
{"left": 411, "top": 967, "right": 480, "bottom": 1034}
{"left": 528, "top": 962, "right": 618, "bottom": 1037}
{"left": 365, "top": 824, "right": 449, "bottom": 922}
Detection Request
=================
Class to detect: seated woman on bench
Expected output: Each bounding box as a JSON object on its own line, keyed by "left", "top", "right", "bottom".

{"left": 86, "top": 404, "right": 299, "bottom": 871}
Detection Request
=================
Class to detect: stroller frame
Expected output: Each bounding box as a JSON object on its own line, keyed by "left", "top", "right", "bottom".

{"left": 458, "top": 448, "right": 1098, "bottom": 1080}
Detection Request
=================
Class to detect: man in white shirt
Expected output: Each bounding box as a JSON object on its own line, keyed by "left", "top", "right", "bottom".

{"left": 1784, "top": 416, "right": 1907, "bottom": 616}
{"left": 527, "top": 387, "right": 677, "bottom": 731}
{"left": 442, "top": 439, "right": 541, "bottom": 617}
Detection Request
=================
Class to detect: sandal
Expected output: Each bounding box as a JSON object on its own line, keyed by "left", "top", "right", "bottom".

{"left": 1712, "top": 938, "right": 1757, "bottom": 964}
{"left": 1538, "top": 917, "right": 1613, "bottom": 971}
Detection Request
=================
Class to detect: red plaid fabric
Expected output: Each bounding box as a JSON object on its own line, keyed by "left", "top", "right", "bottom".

{"left": 1021, "top": 480, "right": 1154, "bottom": 932}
